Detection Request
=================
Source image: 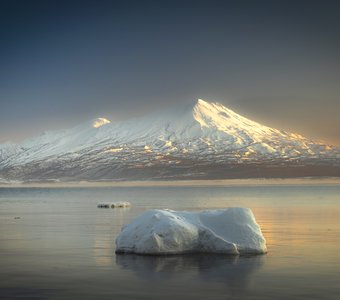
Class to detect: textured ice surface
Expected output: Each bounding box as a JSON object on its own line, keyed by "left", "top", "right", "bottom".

{"left": 115, "top": 208, "right": 267, "bottom": 255}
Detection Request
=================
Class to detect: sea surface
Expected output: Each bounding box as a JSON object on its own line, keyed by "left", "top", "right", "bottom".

{"left": 0, "top": 181, "right": 340, "bottom": 299}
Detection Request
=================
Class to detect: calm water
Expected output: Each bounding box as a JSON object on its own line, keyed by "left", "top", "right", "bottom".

{"left": 0, "top": 183, "right": 340, "bottom": 299}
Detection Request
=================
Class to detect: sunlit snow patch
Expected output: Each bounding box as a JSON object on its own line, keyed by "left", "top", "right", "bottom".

{"left": 115, "top": 208, "right": 267, "bottom": 255}
{"left": 92, "top": 118, "right": 111, "bottom": 128}
{"left": 104, "top": 148, "right": 123, "bottom": 153}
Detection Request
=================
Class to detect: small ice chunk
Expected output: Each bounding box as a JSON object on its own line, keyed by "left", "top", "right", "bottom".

{"left": 111, "top": 202, "right": 131, "bottom": 208}
{"left": 97, "top": 203, "right": 110, "bottom": 208}
{"left": 115, "top": 208, "right": 267, "bottom": 255}
{"left": 97, "top": 202, "right": 131, "bottom": 208}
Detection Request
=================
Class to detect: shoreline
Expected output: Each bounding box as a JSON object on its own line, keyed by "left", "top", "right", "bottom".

{"left": 1, "top": 177, "right": 340, "bottom": 188}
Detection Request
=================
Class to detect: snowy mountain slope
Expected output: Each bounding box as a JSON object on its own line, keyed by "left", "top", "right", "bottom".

{"left": 0, "top": 99, "right": 339, "bottom": 181}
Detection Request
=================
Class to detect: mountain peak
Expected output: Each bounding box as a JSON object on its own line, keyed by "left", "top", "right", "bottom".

{"left": 195, "top": 98, "right": 215, "bottom": 108}
{"left": 190, "top": 98, "right": 282, "bottom": 140}
{"left": 192, "top": 98, "right": 237, "bottom": 126}
{"left": 197, "top": 98, "right": 208, "bottom": 104}
{"left": 194, "top": 98, "right": 230, "bottom": 112}
{"left": 1, "top": 97, "right": 339, "bottom": 182}
{"left": 92, "top": 118, "right": 111, "bottom": 128}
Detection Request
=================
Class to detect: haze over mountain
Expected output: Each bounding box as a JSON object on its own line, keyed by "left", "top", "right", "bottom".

{"left": 0, "top": 99, "right": 339, "bottom": 182}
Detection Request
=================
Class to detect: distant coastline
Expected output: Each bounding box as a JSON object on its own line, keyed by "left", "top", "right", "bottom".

{"left": 1, "top": 177, "right": 340, "bottom": 188}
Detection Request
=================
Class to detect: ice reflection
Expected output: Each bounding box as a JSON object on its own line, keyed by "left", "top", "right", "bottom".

{"left": 94, "top": 238, "right": 113, "bottom": 267}
{"left": 94, "top": 206, "right": 131, "bottom": 267}
{"left": 116, "top": 254, "right": 264, "bottom": 289}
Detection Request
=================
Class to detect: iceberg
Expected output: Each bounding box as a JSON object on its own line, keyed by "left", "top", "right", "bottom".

{"left": 115, "top": 208, "right": 267, "bottom": 255}
{"left": 97, "top": 202, "right": 131, "bottom": 208}
{"left": 111, "top": 202, "right": 131, "bottom": 208}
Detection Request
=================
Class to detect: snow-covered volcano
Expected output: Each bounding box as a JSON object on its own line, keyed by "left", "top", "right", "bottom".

{"left": 0, "top": 99, "right": 339, "bottom": 182}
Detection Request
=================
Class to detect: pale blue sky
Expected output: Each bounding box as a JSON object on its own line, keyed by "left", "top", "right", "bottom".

{"left": 1, "top": 0, "right": 340, "bottom": 145}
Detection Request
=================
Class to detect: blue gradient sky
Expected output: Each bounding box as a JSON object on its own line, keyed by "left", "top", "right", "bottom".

{"left": 1, "top": 0, "right": 340, "bottom": 145}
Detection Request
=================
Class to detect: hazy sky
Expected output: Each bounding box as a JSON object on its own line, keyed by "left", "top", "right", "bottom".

{"left": 1, "top": 0, "right": 340, "bottom": 145}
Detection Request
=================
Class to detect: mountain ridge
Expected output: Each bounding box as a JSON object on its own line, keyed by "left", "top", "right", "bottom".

{"left": 1, "top": 98, "right": 339, "bottom": 182}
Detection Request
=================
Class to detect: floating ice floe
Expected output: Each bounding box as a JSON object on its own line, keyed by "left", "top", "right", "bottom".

{"left": 111, "top": 202, "right": 131, "bottom": 208}
{"left": 97, "top": 203, "right": 110, "bottom": 208}
{"left": 115, "top": 208, "right": 267, "bottom": 255}
{"left": 97, "top": 202, "right": 131, "bottom": 208}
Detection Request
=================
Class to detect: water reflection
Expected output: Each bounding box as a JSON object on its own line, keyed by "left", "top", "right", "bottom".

{"left": 116, "top": 254, "right": 264, "bottom": 289}
{"left": 94, "top": 238, "right": 113, "bottom": 267}
{"left": 94, "top": 206, "right": 131, "bottom": 267}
